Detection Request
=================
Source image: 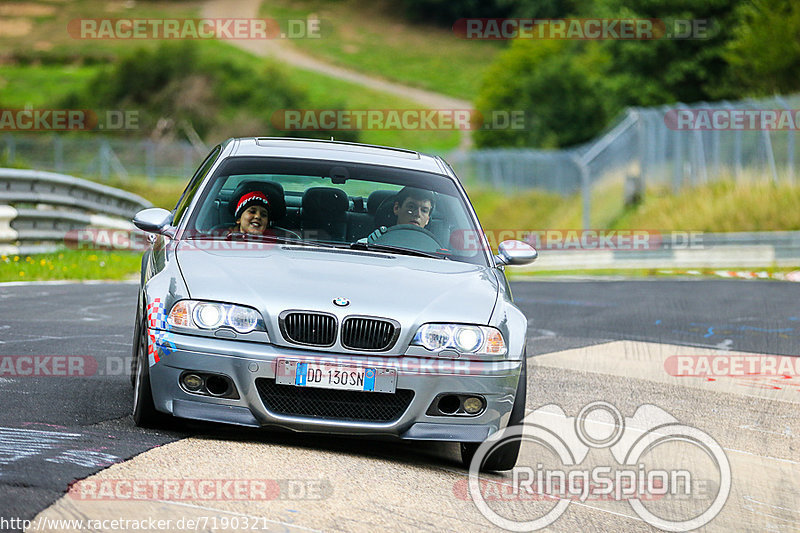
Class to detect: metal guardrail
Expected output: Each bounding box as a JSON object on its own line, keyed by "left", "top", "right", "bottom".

{"left": 514, "top": 231, "right": 800, "bottom": 271}
{"left": 0, "top": 168, "right": 152, "bottom": 255}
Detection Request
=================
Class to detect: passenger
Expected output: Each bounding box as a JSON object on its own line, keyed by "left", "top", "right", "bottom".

{"left": 364, "top": 187, "right": 436, "bottom": 243}
{"left": 231, "top": 191, "right": 270, "bottom": 235}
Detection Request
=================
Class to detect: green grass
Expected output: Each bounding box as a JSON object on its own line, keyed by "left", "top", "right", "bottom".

{"left": 2, "top": 6, "right": 463, "bottom": 152}
{"left": 198, "top": 40, "right": 462, "bottom": 151}
{"left": 106, "top": 177, "right": 187, "bottom": 210}
{"left": 0, "top": 0, "right": 204, "bottom": 59}
{"left": 467, "top": 179, "right": 800, "bottom": 241}
{"left": 0, "top": 249, "right": 141, "bottom": 282}
{"left": 281, "top": 67, "right": 461, "bottom": 152}
{"left": 0, "top": 64, "right": 101, "bottom": 107}
{"left": 613, "top": 180, "right": 800, "bottom": 232}
{"left": 259, "top": 0, "right": 501, "bottom": 101}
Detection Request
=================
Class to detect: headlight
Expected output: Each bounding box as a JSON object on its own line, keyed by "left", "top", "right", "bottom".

{"left": 412, "top": 324, "right": 506, "bottom": 355}
{"left": 167, "top": 300, "right": 264, "bottom": 334}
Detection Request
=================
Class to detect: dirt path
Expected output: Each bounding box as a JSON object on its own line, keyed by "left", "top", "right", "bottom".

{"left": 202, "top": 0, "right": 473, "bottom": 149}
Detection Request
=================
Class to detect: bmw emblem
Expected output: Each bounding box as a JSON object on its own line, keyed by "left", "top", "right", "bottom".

{"left": 333, "top": 297, "right": 350, "bottom": 307}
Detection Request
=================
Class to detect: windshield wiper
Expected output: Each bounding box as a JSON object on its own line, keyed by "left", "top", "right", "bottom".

{"left": 349, "top": 241, "right": 448, "bottom": 260}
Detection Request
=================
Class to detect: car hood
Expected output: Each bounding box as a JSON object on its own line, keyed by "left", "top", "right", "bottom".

{"left": 176, "top": 240, "right": 499, "bottom": 325}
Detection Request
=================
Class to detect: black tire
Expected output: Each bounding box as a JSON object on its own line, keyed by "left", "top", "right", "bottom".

{"left": 132, "top": 325, "right": 168, "bottom": 428}
{"left": 461, "top": 355, "right": 527, "bottom": 472}
{"left": 130, "top": 310, "right": 141, "bottom": 388}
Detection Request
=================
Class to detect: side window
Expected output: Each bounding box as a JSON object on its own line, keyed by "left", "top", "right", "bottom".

{"left": 173, "top": 145, "right": 222, "bottom": 225}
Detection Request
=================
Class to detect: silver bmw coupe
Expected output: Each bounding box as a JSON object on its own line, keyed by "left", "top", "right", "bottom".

{"left": 131, "top": 137, "right": 536, "bottom": 471}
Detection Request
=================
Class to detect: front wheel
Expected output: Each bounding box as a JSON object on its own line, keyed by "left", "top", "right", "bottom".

{"left": 461, "top": 355, "right": 527, "bottom": 471}
{"left": 132, "top": 326, "right": 168, "bottom": 428}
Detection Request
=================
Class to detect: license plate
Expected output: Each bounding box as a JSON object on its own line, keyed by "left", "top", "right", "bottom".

{"left": 275, "top": 360, "right": 397, "bottom": 393}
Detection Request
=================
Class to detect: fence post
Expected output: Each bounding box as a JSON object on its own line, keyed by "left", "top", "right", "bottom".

{"left": 672, "top": 116, "right": 683, "bottom": 193}
{"left": 776, "top": 95, "right": 794, "bottom": 183}
{"left": 572, "top": 154, "right": 591, "bottom": 230}
{"left": 54, "top": 136, "right": 64, "bottom": 173}
{"left": 183, "top": 143, "right": 193, "bottom": 178}
{"left": 145, "top": 140, "right": 156, "bottom": 182}
{"left": 711, "top": 127, "right": 720, "bottom": 181}
{"left": 635, "top": 109, "right": 646, "bottom": 190}
{"left": 99, "top": 138, "right": 110, "bottom": 181}
{"left": 693, "top": 126, "right": 708, "bottom": 185}
{"left": 4, "top": 135, "right": 15, "bottom": 165}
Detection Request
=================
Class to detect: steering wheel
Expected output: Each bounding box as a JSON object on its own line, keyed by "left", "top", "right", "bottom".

{"left": 373, "top": 224, "right": 446, "bottom": 252}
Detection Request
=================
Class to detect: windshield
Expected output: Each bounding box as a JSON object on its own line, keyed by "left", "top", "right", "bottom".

{"left": 181, "top": 157, "right": 489, "bottom": 266}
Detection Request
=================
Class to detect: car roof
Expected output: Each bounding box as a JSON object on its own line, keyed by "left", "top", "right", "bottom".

{"left": 227, "top": 137, "right": 454, "bottom": 176}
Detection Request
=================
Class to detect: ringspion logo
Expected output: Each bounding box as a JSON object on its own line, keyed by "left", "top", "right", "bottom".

{"left": 467, "top": 402, "right": 730, "bottom": 531}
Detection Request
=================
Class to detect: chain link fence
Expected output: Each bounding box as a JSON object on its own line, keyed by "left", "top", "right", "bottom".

{"left": 3, "top": 94, "right": 798, "bottom": 228}
{"left": 449, "top": 93, "right": 800, "bottom": 228}
{"left": 1, "top": 134, "right": 204, "bottom": 182}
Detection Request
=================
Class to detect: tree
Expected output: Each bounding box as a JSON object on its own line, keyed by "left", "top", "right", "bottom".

{"left": 724, "top": 0, "right": 800, "bottom": 95}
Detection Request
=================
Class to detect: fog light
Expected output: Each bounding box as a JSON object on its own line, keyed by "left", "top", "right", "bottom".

{"left": 182, "top": 373, "right": 204, "bottom": 391}
{"left": 463, "top": 397, "right": 484, "bottom": 414}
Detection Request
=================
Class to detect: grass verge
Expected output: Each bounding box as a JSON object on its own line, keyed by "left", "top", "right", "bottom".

{"left": 468, "top": 179, "right": 800, "bottom": 236}
{"left": 506, "top": 266, "right": 800, "bottom": 281}
{"left": 259, "top": 0, "right": 501, "bottom": 101}
{"left": 1, "top": 41, "right": 462, "bottom": 153}
{"left": 0, "top": 249, "right": 142, "bottom": 282}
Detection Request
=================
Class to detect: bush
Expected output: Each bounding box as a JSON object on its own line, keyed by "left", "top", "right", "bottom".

{"left": 61, "top": 41, "right": 358, "bottom": 143}
{"left": 473, "top": 0, "right": 759, "bottom": 148}
{"left": 396, "top": 0, "right": 581, "bottom": 26}
{"left": 474, "top": 39, "right": 613, "bottom": 148}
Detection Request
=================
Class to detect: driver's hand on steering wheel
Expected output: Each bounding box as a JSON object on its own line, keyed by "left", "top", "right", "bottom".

{"left": 364, "top": 225, "right": 388, "bottom": 243}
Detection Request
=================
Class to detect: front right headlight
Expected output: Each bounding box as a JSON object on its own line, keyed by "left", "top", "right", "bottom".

{"left": 411, "top": 324, "right": 507, "bottom": 356}
{"left": 167, "top": 300, "right": 264, "bottom": 334}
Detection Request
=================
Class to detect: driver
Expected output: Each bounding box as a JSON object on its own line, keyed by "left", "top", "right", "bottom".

{"left": 363, "top": 187, "right": 435, "bottom": 243}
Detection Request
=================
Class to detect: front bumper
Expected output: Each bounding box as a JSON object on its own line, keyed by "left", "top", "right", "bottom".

{"left": 149, "top": 331, "right": 523, "bottom": 442}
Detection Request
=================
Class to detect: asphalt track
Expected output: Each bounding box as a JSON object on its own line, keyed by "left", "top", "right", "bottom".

{"left": 0, "top": 280, "right": 798, "bottom": 532}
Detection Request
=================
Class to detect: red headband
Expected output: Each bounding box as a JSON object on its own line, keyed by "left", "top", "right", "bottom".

{"left": 235, "top": 191, "right": 270, "bottom": 219}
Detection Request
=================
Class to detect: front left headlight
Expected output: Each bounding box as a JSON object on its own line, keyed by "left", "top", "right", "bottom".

{"left": 167, "top": 300, "right": 264, "bottom": 334}
{"left": 411, "top": 324, "right": 507, "bottom": 356}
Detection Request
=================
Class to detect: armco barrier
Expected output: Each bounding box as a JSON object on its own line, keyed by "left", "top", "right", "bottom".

{"left": 514, "top": 231, "right": 800, "bottom": 271}
{"left": 0, "top": 168, "right": 151, "bottom": 256}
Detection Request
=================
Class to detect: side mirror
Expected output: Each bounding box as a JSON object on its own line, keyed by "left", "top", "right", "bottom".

{"left": 495, "top": 240, "right": 537, "bottom": 267}
{"left": 133, "top": 208, "right": 175, "bottom": 237}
